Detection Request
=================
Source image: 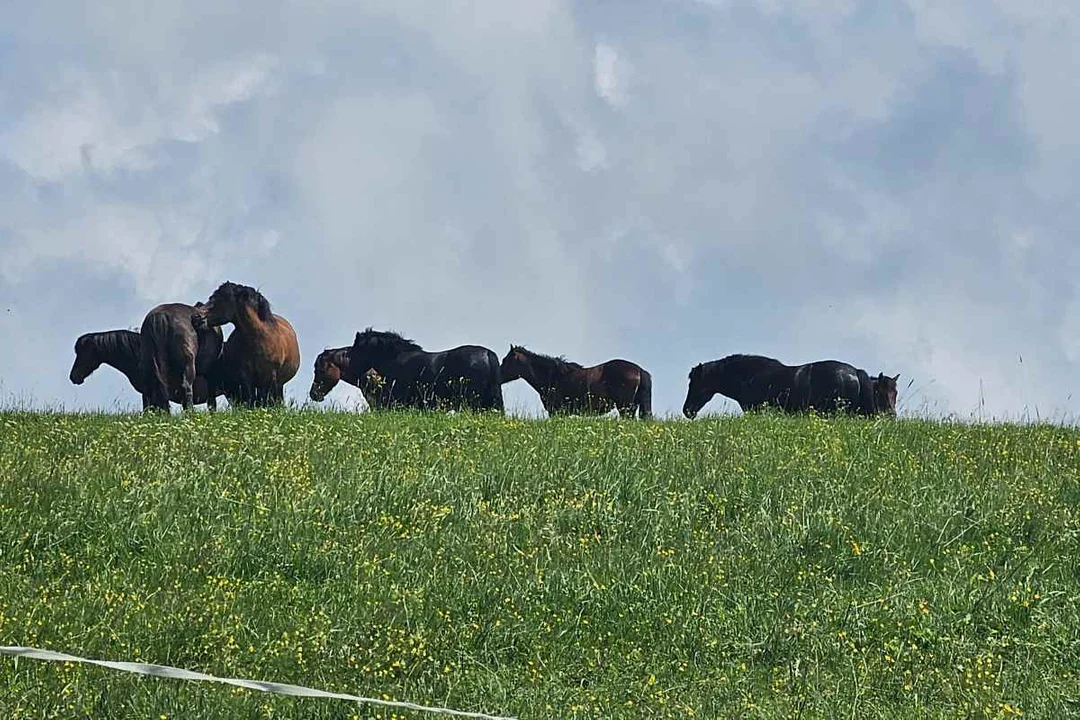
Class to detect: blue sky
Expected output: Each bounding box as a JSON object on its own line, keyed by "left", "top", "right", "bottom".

{"left": 1, "top": 0, "right": 1078, "bottom": 419}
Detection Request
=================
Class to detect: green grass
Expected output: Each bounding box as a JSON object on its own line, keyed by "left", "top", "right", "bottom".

{"left": 0, "top": 410, "right": 1078, "bottom": 718}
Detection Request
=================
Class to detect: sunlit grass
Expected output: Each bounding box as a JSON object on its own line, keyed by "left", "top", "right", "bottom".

{"left": 1, "top": 410, "right": 1078, "bottom": 718}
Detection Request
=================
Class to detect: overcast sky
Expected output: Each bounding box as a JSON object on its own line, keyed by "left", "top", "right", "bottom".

{"left": 2, "top": 1, "right": 1078, "bottom": 420}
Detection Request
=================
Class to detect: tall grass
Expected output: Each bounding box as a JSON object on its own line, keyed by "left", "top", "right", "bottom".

{"left": 1, "top": 410, "right": 1078, "bottom": 718}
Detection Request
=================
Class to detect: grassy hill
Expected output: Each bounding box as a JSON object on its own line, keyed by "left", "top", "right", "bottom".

{"left": 1, "top": 410, "right": 1077, "bottom": 718}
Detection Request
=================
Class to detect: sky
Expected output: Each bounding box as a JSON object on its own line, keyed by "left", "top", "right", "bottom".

{"left": 1, "top": 0, "right": 1078, "bottom": 420}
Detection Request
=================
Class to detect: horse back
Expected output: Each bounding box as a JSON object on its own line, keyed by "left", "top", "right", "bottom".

{"left": 427, "top": 345, "right": 498, "bottom": 373}
{"left": 597, "top": 358, "right": 645, "bottom": 379}
{"left": 800, "top": 361, "right": 862, "bottom": 410}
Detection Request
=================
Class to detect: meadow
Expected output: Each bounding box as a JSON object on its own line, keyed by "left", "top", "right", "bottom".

{"left": 0, "top": 409, "right": 1078, "bottom": 718}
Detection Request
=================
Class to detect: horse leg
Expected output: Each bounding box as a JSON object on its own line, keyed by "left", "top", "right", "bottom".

{"left": 634, "top": 371, "right": 653, "bottom": 419}
{"left": 180, "top": 356, "right": 196, "bottom": 411}
{"left": 204, "top": 377, "right": 217, "bottom": 412}
{"left": 144, "top": 359, "right": 170, "bottom": 412}
{"left": 480, "top": 382, "right": 503, "bottom": 414}
{"left": 487, "top": 364, "right": 505, "bottom": 414}
{"left": 237, "top": 379, "right": 254, "bottom": 407}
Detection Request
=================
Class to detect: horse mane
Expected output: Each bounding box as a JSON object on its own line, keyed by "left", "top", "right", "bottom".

{"left": 316, "top": 346, "right": 351, "bottom": 365}
{"left": 76, "top": 329, "right": 141, "bottom": 357}
{"left": 353, "top": 328, "right": 423, "bottom": 353}
{"left": 212, "top": 281, "right": 274, "bottom": 322}
{"left": 511, "top": 345, "right": 584, "bottom": 371}
{"left": 713, "top": 353, "right": 783, "bottom": 369}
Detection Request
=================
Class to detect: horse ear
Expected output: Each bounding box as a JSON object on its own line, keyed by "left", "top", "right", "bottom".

{"left": 354, "top": 332, "right": 363, "bottom": 345}
{"left": 892, "top": 373, "right": 900, "bottom": 381}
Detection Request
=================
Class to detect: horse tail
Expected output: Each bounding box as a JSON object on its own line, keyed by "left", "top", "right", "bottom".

{"left": 487, "top": 353, "right": 505, "bottom": 413}
{"left": 635, "top": 368, "right": 653, "bottom": 419}
{"left": 139, "top": 312, "right": 171, "bottom": 411}
{"left": 855, "top": 369, "right": 876, "bottom": 415}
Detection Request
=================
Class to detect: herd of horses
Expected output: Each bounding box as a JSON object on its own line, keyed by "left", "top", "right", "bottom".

{"left": 70, "top": 282, "right": 901, "bottom": 419}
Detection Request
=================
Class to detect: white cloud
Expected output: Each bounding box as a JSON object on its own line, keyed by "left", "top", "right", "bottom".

{"left": 0, "top": 56, "right": 275, "bottom": 182}
{"left": 594, "top": 42, "right": 628, "bottom": 108}
{"left": 1, "top": 0, "right": 1079, "bottom": 419}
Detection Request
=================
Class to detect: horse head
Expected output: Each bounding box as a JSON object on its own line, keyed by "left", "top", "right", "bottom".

{"left": 69, "top": 335, "right": 101, "bottom": 384}
{"left": 874, "top": 373, "right": 900, "bottom": 416}
{"left": 196, "top": 282, "right": 273, "bottom": 328}
{"left": 499, "top": 345, "right": 531, "bottom": 382}
{"left": 682, "top": 363, "right": 708, "bottom": 419}
{"left": 309, "top": 348, "right": 343, "bottom": 402}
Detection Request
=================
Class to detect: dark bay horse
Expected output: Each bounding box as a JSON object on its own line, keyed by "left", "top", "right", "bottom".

{"left": 500, "top": 346, "right": 652, "bottom": 418}
{"left": 348, "top": 329, "right": 503, "bottom": 412}
{"left": 140, "top": 303, "right": 224, "bottom": 411}
{"left": 682, "top": 353, "right": 899, "bottom": 419}
{"left": 309, "top": 346, "right": 389, "bottom": 409}
{"left": 71, "top": 329, "right": 224, "bottom": 408}
{"left": 194, "top": 282, "right": 300, "bottom": 407}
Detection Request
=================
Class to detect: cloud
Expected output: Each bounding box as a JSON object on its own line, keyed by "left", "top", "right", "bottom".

{"left": 594, "top": 42, "right": 629, "bottom": 108}
{"left": 1, "top": 0, "right": 1078, "bottom": 420}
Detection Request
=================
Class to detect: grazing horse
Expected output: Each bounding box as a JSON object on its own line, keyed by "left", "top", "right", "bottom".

{"left": 140, "top": 303, "right": 224, "bottom": 411}
{"left": 70, "top": 329, "right": 224, "bottom": 408}
{"left": 499, "top": 346, "right": 652, "bottom": 418}
{"left": 194, "top": 282, "right": 300, "bottom": 407}
{"left": 347, "top": 329, "right": 503, "bottom": 412}
{"left": 308, "top": 346, "right": 389, "bottom": 409}
{"left": 682, "top": 353, "right": 899, "bottom": 419}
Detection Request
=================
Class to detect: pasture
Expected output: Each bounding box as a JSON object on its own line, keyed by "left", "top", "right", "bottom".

{"left": 0, "top": 410, "right": 1077, "bottom": 718}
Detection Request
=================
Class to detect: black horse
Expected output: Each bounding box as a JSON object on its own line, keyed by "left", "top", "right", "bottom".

{"left": 682, "top": 354, "right": 898, "bottom": 419}
{"left": 348, "top": 329, "right": 504, "bottom": 412}
{"left": 140, "top": 303, "right": 224, "bottom": 411}
{"left": 71, "top": 328, "right": 226, "bottom": 409}
{"left": 500, "top": 346, "right": 652, "bottom": 418}
{"left": 308, "top": 346, "right": 390, "bottom": 409}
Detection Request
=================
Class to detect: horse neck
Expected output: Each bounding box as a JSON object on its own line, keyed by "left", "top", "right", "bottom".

{"left": 712, "top": 358, "right": 775, "bottom": 393}
{"left": 331, "top": 349, "right": 362, "bottom": 386}
{"left": 233, "top": 304, "right": 274, "bottom": 335}
{"left": 519, "top": 354, "right": 560, "bottom": 393}
{"left": 98, "top": 338, "right": 143, "bottom": 387}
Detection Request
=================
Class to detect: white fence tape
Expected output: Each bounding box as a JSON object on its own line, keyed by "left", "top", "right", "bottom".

{"left": 0, "top": 646, "right": 516, "bottom": 720}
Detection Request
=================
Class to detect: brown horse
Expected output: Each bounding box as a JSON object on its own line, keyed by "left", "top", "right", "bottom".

{"left": 500, "top": 345, "right": 652, "bottom": 418}
{"left": 70, "top": 328, "right": 223, "bottom": 408}
{"left": 308, "top": 346, "right": 388, "bottom": 409}
{"left": 140, "top": 303, "right": 224, "bottom": 411}
{"left": 194, "top": 282, "right": 300, "bottom": 407}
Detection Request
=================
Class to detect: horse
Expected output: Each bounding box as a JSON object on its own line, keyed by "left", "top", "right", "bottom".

{"left": 70, "top": 328, "right": 224, "bottom": 408}
{"left": 194, "top": 282, "right": 300, "bottom": 407}
{"left": 499, "top": 346, "right": 652, "bottom": 418}
{"left": 348, "top": 329, "right": 503, "bottom": 412}
{"left": 309, "top": 346, "right": 389, "bottom": 409}
{"left": 140, "top": 303, "right": 224, "bottom": 411}
{"left": 681, "top": 353, "right": 899, "bottom": 419}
